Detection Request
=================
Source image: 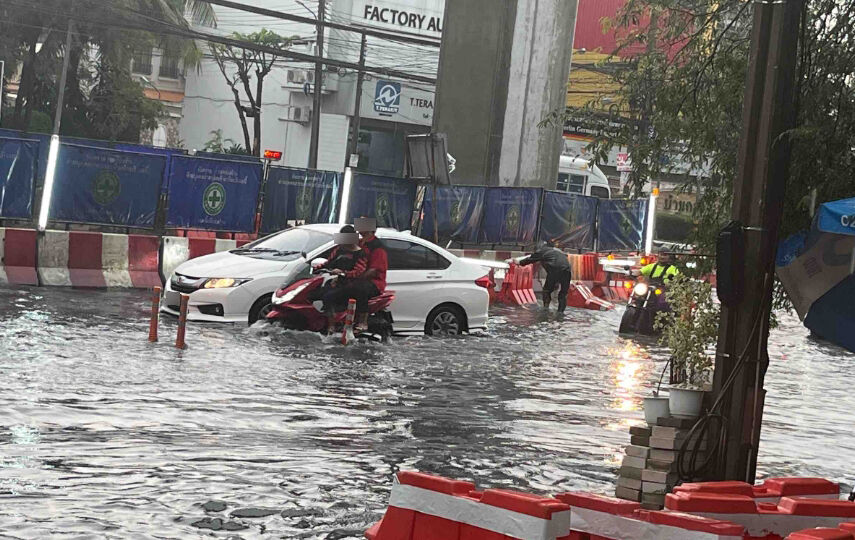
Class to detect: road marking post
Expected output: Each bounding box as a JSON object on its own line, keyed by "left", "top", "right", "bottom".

{"left": 176, "top": 293, "right": 189, "bottom": 349}
{"left": 341, "top": 298, "right": 356, "bottom": 345}
{"left": 149, "top": 286, "right": 161, "bottom": 342}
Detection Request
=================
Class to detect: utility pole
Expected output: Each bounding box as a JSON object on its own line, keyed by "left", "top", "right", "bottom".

{"left": 52, "top": 21, "right": 74, "bottom": 136}
{"left": 347, "top": 34, "right": 368, "bottom": 168}
{"left": 712, "top": 0, "right": 803, "bottom": 482}
{"left": 308, "top": 0, "right": 325, "bottom": 169}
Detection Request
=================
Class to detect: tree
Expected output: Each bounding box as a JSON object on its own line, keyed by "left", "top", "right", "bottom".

{"left": 0, "top": 0, "right": 215, "bottom": 140}
{"left": 549, "top": 0, "right": 855, "bottom": 274}
{"left": 203, "top": 129, "right": 248, "bottom": 155}
{"left": 210, "top": 29, "right": 295, "bottom": 157}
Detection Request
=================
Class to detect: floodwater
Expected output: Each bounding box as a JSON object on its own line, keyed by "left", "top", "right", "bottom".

{"left": 0, "top": 286, "right": 852, "bottom": 538}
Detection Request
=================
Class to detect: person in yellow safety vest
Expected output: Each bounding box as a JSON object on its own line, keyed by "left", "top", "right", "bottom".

{"left": 639, "top": 253, "right": 681, "bottom": 284}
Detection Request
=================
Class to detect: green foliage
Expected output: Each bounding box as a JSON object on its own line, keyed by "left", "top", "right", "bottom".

{"left": 202, "top": 129, "right": 247, "bottom": 155}
{"left": 209, "top": 29, "right": 296, "bottom": 156}
{"left": 546, "top": 0, "right": 855, "bottom": 280}
{"left": 654, "top": 275, "right": 719, "bottom": 388}
{"left": 1, "top": 0, "right": 208, "bottom": 143}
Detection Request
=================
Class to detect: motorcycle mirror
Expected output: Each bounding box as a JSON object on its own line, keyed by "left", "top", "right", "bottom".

{"left": 311, "top": 257, "right": 328, "bottom": 267}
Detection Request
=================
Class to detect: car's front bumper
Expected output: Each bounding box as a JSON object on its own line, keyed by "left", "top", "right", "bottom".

{"left": 160, "top": 279, "right": 257, "bottom": 324}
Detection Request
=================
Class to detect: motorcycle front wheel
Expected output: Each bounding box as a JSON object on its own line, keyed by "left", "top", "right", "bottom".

{"left": 619, "top": 305, "right": 642, "bottom": 334}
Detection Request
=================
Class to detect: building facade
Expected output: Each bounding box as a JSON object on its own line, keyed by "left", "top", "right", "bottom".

{"left": 178, "top": 0, "right": 443, "bottom": 175}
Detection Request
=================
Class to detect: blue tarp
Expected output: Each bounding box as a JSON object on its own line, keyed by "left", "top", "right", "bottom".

{"left": 166, "top": 155, "right": 262, "bottom": 232}
{"left": 0, "top": 137, "right": 39, "bottom": 219}
{"left": 51, "top": 144, "right": 167, "bottom": 227}
{"left": 480, "top": 188, "right": 542, "bottom": 244}
{"left": 805, "top": 273, "right": 855, "bottom": 353}
{"left": 776, "top": 231, "right": 808, "bottom": 267}
{"left": 260, "top": 167, "right": 340, "bottom": 233}
{"left": 348, "top": 173, "right": 416, "bottom": 230}
{"left": 420, "top": 186, "right": 486, "bottom": 243}
{"left": 817, "top": 197, "right": 855, "bottom": 236}
{"left": 597, "top": 199, "right": 648, "bottom": 252}
{"left": 539, "top": 191, "right": 598, "bottom": 251}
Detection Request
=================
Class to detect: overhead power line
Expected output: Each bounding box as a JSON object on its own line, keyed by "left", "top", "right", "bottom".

{"left": 7, "top": 0, "right": 436, "bottom": 84}
{"left": 201, "top": 0, "right": 441, "bottom": 48}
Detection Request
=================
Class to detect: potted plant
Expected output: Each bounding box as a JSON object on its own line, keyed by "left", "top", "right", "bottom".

{"left": 643, "top": 391, "right": 670, "bottom": 425}
{"left": 643, "top": 361, "right": 671, "bottom": 424}
{"left": 654, "top": 275, "right": 719, "bottom": 417}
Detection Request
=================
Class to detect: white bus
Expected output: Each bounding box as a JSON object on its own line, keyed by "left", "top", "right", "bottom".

{"left": 556, "top": 156, "right": 612, "bottom": 198}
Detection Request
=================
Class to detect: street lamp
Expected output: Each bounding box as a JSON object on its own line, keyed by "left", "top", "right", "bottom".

{"left": 36, "top": 22, "right": 72, "bottom": 232}
{"left": 34, "top": 28, "right": 50, "bottom": 54}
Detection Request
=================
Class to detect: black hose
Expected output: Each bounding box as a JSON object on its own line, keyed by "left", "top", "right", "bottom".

{"left": 676, "top": 273, "right": 772, "bottom": 482}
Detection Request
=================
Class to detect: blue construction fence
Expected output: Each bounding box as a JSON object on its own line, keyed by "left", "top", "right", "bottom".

{"left": 0, "top": 129, "right": 647, "bottom": 250}
{"left": 420, "top": 185, "right": 648, "bottom": 252}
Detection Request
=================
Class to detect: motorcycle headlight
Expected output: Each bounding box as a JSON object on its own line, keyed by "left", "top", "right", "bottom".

{"left": 633, "top": 283, "right": 649, "bottom": 297}
{"left": 202, "top": 278, "right": 251, "bottom": 289}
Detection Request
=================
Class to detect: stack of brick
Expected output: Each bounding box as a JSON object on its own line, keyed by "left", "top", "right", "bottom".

{"left": 615, "top": 416, "right": 704, "bottom": 510}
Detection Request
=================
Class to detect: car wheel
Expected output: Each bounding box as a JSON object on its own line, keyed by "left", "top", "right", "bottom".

{"left": 248, "top": 295, "right": 274, "bottom": 325}
{"left": 425, "top": 305, "right": 466, "bottom": 336}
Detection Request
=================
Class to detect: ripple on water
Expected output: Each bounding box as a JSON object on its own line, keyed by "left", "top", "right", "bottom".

{"left": 0, "top": 286, "right": 852, "bottom": 537}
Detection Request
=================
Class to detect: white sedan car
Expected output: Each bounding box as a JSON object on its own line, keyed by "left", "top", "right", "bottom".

{"left": 161, "top": 224, "right": 494, "bottom": 335}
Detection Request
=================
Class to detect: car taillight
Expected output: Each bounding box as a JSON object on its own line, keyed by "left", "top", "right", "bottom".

{"left": 475, "top": 275, "right": 492, "bottom": 289}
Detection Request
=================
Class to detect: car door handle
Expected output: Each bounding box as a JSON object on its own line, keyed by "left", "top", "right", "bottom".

{"left": 426, "top": 274, "right": 443, "bottom": 279}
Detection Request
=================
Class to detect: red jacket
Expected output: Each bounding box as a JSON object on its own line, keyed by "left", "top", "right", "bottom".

{"left": 362, "top": 237, "right": 388, "bottom": 292}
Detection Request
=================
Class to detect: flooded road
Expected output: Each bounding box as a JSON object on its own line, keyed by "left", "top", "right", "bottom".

{"left": 0, "top": 286, "right": 853, "bottom": 538}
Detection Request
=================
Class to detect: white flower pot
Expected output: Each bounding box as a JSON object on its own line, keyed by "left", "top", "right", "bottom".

{"left": 643, "top": 395, "right": 670, "bottom": 425}
{"left": 669, "top": 387, "right": 705, "bottom": 418}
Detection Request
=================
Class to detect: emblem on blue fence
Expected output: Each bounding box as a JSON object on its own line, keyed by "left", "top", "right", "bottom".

{"left": 505, "top": 205, "right": 521, "bottom": 232}
{"left": 296, "top": 187, "right": 313, "bottom": 221}
{"left": 620, "top": 215, "right": 633, "bottom": 237}
{"left": 91, "top": 170, "right": 121, "bottom": 206}
{"left": 203, "top": 182, "right": 226, "bottom": 216}
{"left": 450, "top": 200, "right": 463, "bottom": 226}
{"left": 374, "top": 81, "right": 401, "bottom": 114}
{"left": 376, "top": 194, "right": 391, "bottom": 226}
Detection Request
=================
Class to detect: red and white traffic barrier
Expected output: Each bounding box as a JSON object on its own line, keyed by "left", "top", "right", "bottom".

{"left": 787, "top": 528, "right": 855, "bottom": 539}
{"left": 497, "top": 263, "right": 538, "bottom": 305}
{"left": 567, "top": 254, "right": 599, "bottom": 282}
{"left": 673, "top": 478, "right": 840, "bottom": 505}
{"left": 666, "top": 492, "right": 855, "bottom": 539}
{"left": 566, "top": 281, "right": 615, "bottom": 311}
{"left": 366, "top": 471, "right": 571, "bottom": 540}
{"left": 36, "top": 230, "right": 160, "bottom": 288}
{"left": 0, "top": 227, "right": 38, "bottom": 285}
{"left": 556, "top": 492, "right": 744, "bottom": 540}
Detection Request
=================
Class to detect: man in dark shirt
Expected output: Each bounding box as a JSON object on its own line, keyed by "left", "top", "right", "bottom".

{"left": 520, "top": 241, "right": 572, "bottom": 313}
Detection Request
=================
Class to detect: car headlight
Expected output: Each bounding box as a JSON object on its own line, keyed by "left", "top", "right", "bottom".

{"left": 272, "top": 282, "right": 309, "bottom": 304}
{"left": 633, "top": 283, "right": 649, "bottom": 297}
{"left": 202, "top": 278, "right": 251, "bottom": 289}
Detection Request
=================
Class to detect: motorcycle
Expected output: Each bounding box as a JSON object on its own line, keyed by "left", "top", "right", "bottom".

{"left": 265, "top": 270, "right": 395, "bottom": 343}
{"left": 618, "top": 280, "right": 669, "bottom": 335}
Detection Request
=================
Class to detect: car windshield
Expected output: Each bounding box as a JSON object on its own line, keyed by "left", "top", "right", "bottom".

{"left": 232, "top": 228, "right": 332, "bottom": 260}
